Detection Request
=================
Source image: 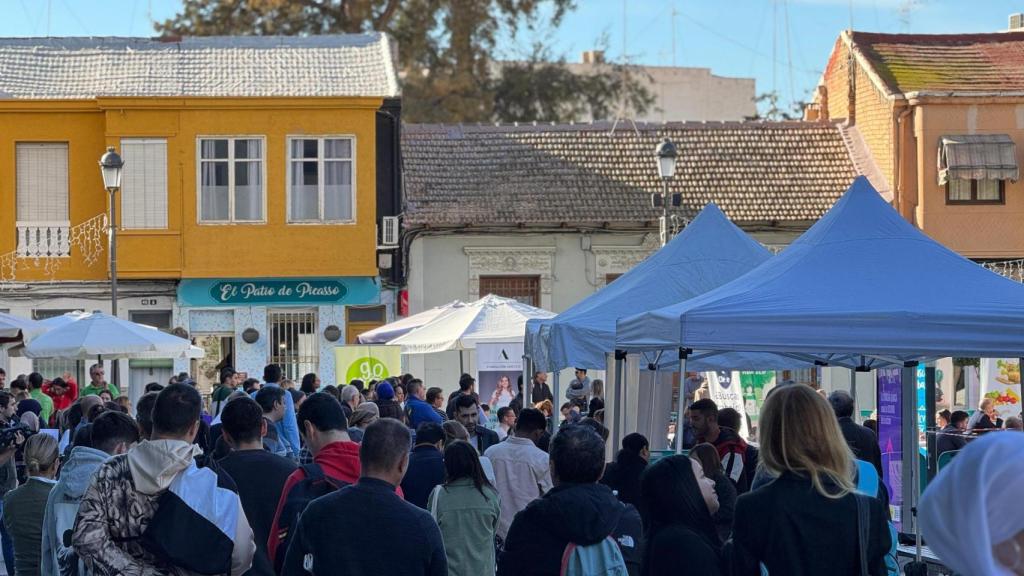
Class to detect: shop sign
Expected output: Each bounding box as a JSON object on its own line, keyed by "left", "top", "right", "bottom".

{"left": 210, "top": 280, "right": 347, "bottom": 304}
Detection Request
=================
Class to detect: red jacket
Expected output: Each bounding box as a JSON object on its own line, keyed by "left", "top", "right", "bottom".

{"left": 266, "top": 441, "right": 405, "bottom": 567}
{"left": 42, "top": 377, "right": 79, "bottom": 413}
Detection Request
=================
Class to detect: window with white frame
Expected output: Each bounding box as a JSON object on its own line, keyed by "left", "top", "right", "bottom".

{"left": 198, "top": 138, "right": 264, "bottom": 222}
{"left": 121, "top": 139, "right": 168, "bottom": 229}
{"left": 16, "top": 143, "right": 69, "bottom": 222}
{"left": 288, "top": 137, "right": 355, "bottom": 222}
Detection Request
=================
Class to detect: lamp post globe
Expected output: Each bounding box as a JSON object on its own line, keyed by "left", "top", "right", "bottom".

{"left": 99, "top": 146, "right": 124, "bottom": 190}
{"left": 655, "top": 138, "right": 678, "bottom": 179}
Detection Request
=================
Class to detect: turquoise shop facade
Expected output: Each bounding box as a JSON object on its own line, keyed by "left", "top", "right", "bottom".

{"left": 174, "top": 276, "right": 383, "bottom": 386}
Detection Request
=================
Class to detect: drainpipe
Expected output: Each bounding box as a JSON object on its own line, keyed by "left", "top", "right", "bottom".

{"left": 894, "top": 105, "right": 914, "bottom": 219}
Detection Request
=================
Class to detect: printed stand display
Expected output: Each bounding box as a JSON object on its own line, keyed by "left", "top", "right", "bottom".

{"left": 334, "top": 345, "right": 402, "bottom": 385}
{"left": 476, "top": 342, "right": 523, "bottom": 412}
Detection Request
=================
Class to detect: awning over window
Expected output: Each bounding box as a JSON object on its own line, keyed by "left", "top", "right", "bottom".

{"left": 938, "top": 134, "right": 1018, "bottom": 185}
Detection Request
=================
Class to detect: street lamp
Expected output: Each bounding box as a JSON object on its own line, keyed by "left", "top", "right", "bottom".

{"left": 98, "top": 147, "right": 124, "bottom": 316}
{"left": 653, "top": 138, "right": 680, "bottom": 246}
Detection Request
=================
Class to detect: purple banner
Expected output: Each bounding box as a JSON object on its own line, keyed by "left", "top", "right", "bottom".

{"left": 877, "top": 367, "right": 903, "bottom": 530}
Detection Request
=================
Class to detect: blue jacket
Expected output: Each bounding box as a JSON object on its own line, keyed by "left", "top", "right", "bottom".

{"left": 405, "top": 396, "right": 443, "bottom": 429}
{"left": 400, "top": 445, "right": 446, "bottom": 509}
{"left": 41, "top": 446, "right": 108, "bottom": 576}
{"left": 252, "top": 383, "right": 300, "bottom": 459}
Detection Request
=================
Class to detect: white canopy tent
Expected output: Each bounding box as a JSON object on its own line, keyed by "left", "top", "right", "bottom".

{"left": 357, "top": 300, "right": 466, "bottom": 344}
{"left": 389, "top": 294, "right": 555, "bottom": 354}
{"left": 22, "top": 311, "right": 202, "bottom": 360}
{"left": 0, "top": 312, "right": 47, "bottom": 344}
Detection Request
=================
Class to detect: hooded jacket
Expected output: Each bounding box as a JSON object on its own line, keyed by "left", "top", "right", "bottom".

{"left": 497, "top": 482, "right": 642, "bottom": 576}
{"left": 600, "top": 450, "right": 648, "bottom": 507}
{"left": 41, "top": 445, "right": 108, "bottom": 576}
{"left": 72, "top": 439, "right": 255, "bottom": 576}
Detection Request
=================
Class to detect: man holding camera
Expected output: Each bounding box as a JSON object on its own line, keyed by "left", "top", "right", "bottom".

{"left": 0, "top": 390, "right": 27, "bottom": 575}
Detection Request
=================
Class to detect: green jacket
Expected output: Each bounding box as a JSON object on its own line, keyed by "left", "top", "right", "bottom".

{"left": 427, "top": 478, "right": 500, "bottom": 576}
{"left": 79, "top": 382, "right": 119, "bottom": 400}
{"left": 29, "top": 389, "right": 54, "bottom": 427}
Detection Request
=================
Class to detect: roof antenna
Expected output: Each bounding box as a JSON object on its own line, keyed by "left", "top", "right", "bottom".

{"left": 608, "top": 0, "right": 640, "bottom": 138}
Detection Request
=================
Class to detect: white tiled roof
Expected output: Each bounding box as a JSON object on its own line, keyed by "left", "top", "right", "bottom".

{"left": 0, "top": 34, "right": 400, "bottom": 99}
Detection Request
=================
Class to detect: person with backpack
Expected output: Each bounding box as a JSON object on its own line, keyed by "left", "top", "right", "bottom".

{"left": 282, "top": 418, "right": 446, "bottom": 576}
{"left": 41, "top": 411, "right": 139, "bottom": 576}
{"left": 427, "top": 440, "right": 500, "bottom": 576}
{"left": 689, "top": 399, "right": 756, "bottom": 494}
{"left": 218, "top": 396, "right": 297, "bottom": 576}
{"left": 267, "top": 392, "right": 363, "bottom": 570}
{"left": 498, "top": 424, "right": 642, "bottom": 576}
{"left": 72, "top": 384, "right": 255, "bottom": 575}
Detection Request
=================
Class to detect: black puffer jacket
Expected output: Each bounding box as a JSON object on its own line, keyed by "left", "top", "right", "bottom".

{"left": 498, "top": 482, "right": 641, "bottom": 576}
{"left": 600, "top": 450, "right": 647, "bottom": 507}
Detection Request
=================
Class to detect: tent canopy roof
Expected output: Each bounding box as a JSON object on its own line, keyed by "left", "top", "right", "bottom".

{"left": 616, "top": 176, "right": 1024, "bottom": 366}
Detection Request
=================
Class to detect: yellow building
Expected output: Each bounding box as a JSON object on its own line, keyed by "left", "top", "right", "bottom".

{"left": 0, "top": 35, "right": 401, "bottom": 394}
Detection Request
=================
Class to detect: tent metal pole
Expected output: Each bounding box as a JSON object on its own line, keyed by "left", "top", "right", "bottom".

{"left": 850, "top": 368, "right": 858, "bottom": 419}
{"left": 459, "top": 350, "right": 464, "bottom": 375}
{"left": 613, "top": 351, "right": 625, "bottom": 452}
{"left": 675, "top": 351, "right": 688, "bottom": 454}
{"left": 552, "top": 370, "right": 560, "bottom": 432}
{"left": 523, "top": 356, "right": 532, "bottom": 410}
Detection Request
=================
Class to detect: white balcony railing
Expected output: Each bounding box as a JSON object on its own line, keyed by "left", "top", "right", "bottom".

{"left": 16, "top": 221, "right": 71, "bottom": 258}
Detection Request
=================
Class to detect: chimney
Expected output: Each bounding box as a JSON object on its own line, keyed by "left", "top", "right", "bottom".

{"left": 581, "top": 50, "right": 606, "bottom": 64}
{"left": 1010, "top": 13, "right": 1024, "bottom": 30}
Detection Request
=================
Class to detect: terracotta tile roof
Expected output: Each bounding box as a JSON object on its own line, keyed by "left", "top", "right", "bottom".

{"left": 402, "top": 121, "right": 859, "bottom": 226}
{"left": 848, "top": 31, "right": 1024, "bottom": 96}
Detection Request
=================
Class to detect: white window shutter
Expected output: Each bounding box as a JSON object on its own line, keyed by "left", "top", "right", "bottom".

{"left": 121, "top": 139, "right": 168, "bottom": 229}
{"left": 16, "top": 143, "right": 69, "bottom": 223}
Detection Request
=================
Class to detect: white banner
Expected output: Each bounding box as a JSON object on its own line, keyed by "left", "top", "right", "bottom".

{"left": 476, "top": 342, "right": 523, "bottom": 411}
{"left": 980, "top": 358, "right": 1021, "bottom": 420}
{"left": 705, "top": 370, "right": 750, "bottom": 440}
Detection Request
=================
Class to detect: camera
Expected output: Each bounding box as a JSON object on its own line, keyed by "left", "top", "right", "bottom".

{"left": 0, "top": 423, "right": 35, "bottom": 450}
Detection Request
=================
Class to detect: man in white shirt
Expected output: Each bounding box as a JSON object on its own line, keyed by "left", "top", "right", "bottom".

{"left": 484, "top": 407, "right": 552, "bottom": 542}
{"left": 496, "top": 406, "right": 516, "bottom": 441}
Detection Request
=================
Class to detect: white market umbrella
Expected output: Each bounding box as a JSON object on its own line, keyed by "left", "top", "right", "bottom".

{"left": 0, "top": 312, "right": 47, "bottom": 344}
{"left": 21, "top": 311, "right": 200, "bottom": 360}
{"left": 389, "top": 294, "right": 555, "bottom": 354}
{"left": 356, "top": 300, "right": 466, "bottom": 344}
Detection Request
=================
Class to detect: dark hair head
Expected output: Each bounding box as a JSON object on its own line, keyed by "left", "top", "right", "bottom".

{"left": 300, "top": 373, "right": 318, "bottom": 394}
{"left": 550, "top": 425, "right": 605, "bottom": 484}
{"left": 349, "top": 379, "right": 365, "bottom": 392}
{"left": 454, "top": 393, "right": 479, "bottom": 411}
{"left": 458, "top": 373, "right": 475, "bottom": 392}
{"left": 579, "top": 417, "right": 609, "bottom": 442}
{"left": 426, "top": 387, "right": 443, "bottom": 404}
{"left": 416, "top": 422, "right": 444, "bottom": 446}
{"left": 360, "top": 418, "right": 411, "bottom": 474}
{"left": 144, "top": 382, "right": 164, "bottom": 393}
{"left": 263, "top": 364, "right": 282, "bottom": 384}
{"left": 255, "top": 386, "right": 286, "bottom": 413}
{"left": 64, "top": 400, "right": 84, "bottom": 431}
{"left": 0, "top": 390, "right": 13, "bottom": 410}
{"left": 152, "top": 384, "right": 201, "bottom": 437}
{"left": 937, "top": 409, "right": 952, "bottom": 422}
{"left": 717, "top": 407, "right": 741, "bottom": 431}
{"left": 242, "top": 378, "right": 260, "bottom": 392}
{"left": 219, "top": 368, "right": 235, "bottom": 385}
{"left": 407, "top": 379, "right": 424, "bottom": 397}
{"left": 221, "top": 397, "right": 265, "bottom": 445}
{"left": 639, "top": 455, "right": 720, "bottom": 549}
{"left": 497, "top": 406, "right": 513, "bottom": 421}
{"left": 90, "top": 411, "right": 140, "bottom": 455}
{"left": 9, "top": 379, "right": 26, "bottom": 392}
{"left": 289, "top": 389, "right": 306, "bottom": 406}
{"left": 50, "top": 377, "right": 67, "bottom": 391}
{"left": 321, "top": 385, "right": 340, "bottom": 400}
{"left": 28, "top": 372, "right": 43, "bottom": 389}
{"left": 443, "top": 440, "right": 493, "bottom": 497}
{"left": 72, "top": 423, "right": 93, "bottom": 449}
{"left": 135, "top": 392, "right": 159, "bottom": 438}
{"left": 297, "top": 393, "right": 348, "bottom": 435}
{"left": 688, "top": 398, "right": 718, "bottom": 421}
{"left": 828, "top": 390, "right": 855, "bottom": 419}
{"left": 442, "top": 420, "right": 469, "bottom": 447}
{"left": 950, "top": 410, "right": 970, "bottom": 426}
{"left": 689, "top": 443, "right": 722, "bottom": 480}
{"left": 622, "top": 432, "right": 649, "bottom": 454}
{"left": 105, "top": 400, "right": 127, "bottom": 414}
{"left": 516, "top": 408, "right": 546, "bottom": 434}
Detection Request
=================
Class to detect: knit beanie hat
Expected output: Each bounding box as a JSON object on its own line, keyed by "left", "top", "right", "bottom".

{"left": 376, "top": 381, "right": 395, "bottom": 400}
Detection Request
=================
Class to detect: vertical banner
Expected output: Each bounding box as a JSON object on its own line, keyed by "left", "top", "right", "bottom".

{"left": 706, "top": 371, "right": 749, "bottom": 440}
{"left": 877, "top": 367, "right": 903, "bottom": 530}
{"left": 980, "top": 358, "right": 1022, "bottom": 420}
{"left": 333, "top": 345, "right": 402, "bottom": 385}
{"left": 739, "top": 371, "right": 775, "bottom": 440}
{"left": 916, "top": 364, "right": 928, "bottom": 450}
{"left": 476, "top": 342, "right": 523, "bottom": 412}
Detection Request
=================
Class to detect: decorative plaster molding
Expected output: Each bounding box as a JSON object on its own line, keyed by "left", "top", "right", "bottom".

{"left": 463, "top": 247, "right": 556, "bottom": 309}
{"left": 592, "top": 233, "right": 658, "bottom": 287}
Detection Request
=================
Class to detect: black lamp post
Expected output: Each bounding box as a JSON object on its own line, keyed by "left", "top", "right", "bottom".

{"left": 653, "top": 138, "right": 680, "bottom": 246}
{"left": 98, "top": 147, "right": 124, "bottom": 316}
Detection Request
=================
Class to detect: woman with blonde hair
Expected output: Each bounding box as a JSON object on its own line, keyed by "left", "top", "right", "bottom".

{"left": 730, "top": 384, "right": 891, "bottom": 575}
{"left": 3, "top": 434, "right": 58, "bottom": 576}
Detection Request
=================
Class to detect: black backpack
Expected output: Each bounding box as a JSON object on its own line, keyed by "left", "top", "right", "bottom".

{"left": 273, "top": 463, "right": 349, "bottom": 572}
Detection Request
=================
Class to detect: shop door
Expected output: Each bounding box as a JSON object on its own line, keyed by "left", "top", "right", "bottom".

{"left": 346, "top": 305, "right": 387, "bottom": 344}
{"left": 194, "top": 334, "right": 235, "bottom": 394}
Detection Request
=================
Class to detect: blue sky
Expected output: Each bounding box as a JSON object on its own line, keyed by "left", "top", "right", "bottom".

{"left": 1, "top": 0, "right": 1019, "bottom": 114}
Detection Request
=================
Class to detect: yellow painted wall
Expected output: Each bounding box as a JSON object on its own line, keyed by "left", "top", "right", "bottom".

{"left": 913, "top": 102, "right": 1024, "bottom": 259}
{"left": 0, "top": 97, "right": 383, "bottom": 281}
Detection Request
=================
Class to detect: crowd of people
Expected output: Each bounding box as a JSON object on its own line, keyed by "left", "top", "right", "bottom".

{"left": 0, "top": 362, "right": 1018, "bottom": 575}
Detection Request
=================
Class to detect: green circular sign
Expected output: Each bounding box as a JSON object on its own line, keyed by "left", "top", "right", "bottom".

{"left": 346, "top": 357, "right": 390, "bottom": 382}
